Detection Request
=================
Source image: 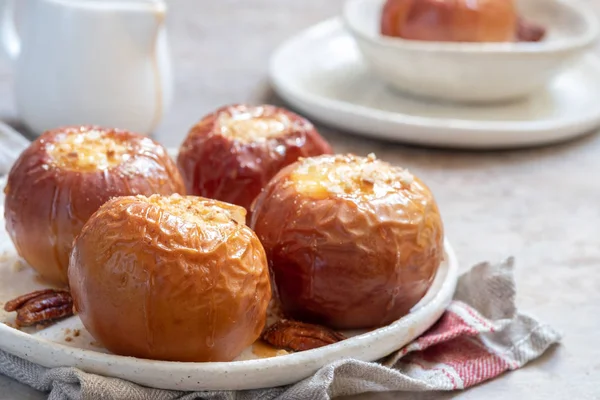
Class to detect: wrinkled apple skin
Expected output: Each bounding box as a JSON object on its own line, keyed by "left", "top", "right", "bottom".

{"left": 69, "top": 195, "right": 271, "bottom": 362}
{"left": 4, "top": 126, "right": 185, "bottom": 286}
{"left": 251, "top": 154, "right": 444, "bottom": 330}
{"left": 177, "top": 104, "right": 333, "bottom": 211}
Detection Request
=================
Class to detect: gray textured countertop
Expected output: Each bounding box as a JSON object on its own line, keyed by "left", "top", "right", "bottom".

{"left": 0, "top": 0, "right": 599, "bottom": 399}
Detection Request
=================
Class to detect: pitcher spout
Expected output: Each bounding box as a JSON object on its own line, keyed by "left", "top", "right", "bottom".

{"left": 122, "top": 1, "right": 167, "bottom": 53}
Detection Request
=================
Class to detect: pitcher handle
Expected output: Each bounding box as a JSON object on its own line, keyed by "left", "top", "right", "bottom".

{"left": 1, "top": 0, "right": 20, "bottom": 61}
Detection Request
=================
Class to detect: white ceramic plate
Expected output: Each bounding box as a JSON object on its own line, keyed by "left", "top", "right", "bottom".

{"left": 269, "top": 18, "right": 600, "bottom": 149}
{"left": 0, "top": 189, "right": 458, "bottom": 391}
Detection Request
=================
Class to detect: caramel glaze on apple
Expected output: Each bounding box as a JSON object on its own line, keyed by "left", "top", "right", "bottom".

{"left": 251, "top": 154, "right": 444, "bottom": 330}
{"left": 69, "top": 195, "right": 271, "bottom": 362}
{"left": 177, "top": 104, "right": 333, "bottom": 212}
{"left": 4, "top": 126, "right": 185, "bottom": 286}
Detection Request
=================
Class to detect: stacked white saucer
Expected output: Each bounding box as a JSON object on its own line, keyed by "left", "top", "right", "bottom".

{"left": 269, "top": 0, "right": 600, "bottom": 149}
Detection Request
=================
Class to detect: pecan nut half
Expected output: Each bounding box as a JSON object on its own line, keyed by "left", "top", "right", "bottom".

{"left": 262, "top": 319, "right": 346, "bottom": 352}
{"left": 4, "top": 289, "right": 74, "bottom": 327}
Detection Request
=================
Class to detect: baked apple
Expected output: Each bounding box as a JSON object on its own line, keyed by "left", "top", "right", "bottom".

{"left": 251, "top": 154, "right": 444, "bottom": 330}
{"left": 4, "top": 126, "right": 185, "bottom": 286}
{"left": 69, "top": 195, "right": 271, "bottom": 362}
{"left": 381, "top": 0, "right": 518, "bottom": 42}
{"left": 177, "top": 104, "right": 332, "bottom": 211}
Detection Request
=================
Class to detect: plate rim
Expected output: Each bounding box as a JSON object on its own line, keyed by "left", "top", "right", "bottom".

{"left": 0, "top": 237, "right": 458, "bottom": 390}
{"left": 269, "top": 18, "right": 600, "bottom": 148}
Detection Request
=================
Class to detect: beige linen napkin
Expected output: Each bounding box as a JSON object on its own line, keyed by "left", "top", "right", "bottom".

{"left": 0, "top": 122, "right": 29, "bottom": 175}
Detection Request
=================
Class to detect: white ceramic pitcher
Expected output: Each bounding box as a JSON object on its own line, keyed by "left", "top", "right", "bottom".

{"left": 0, "top": 0, "right": 173, "bottom": 136}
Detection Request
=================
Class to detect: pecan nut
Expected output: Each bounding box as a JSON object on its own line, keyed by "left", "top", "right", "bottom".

{"left": 262, "top": 319, "right": 346, "bottom": 352}
{"left": 4, "top": 289, "right": 74, "bottom": 327}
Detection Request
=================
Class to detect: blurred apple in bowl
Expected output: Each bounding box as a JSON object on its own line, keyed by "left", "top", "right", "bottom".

{"left": 381, "top": 0, "right": 519, "bottom": 43}
{"left": 344, "top": 0, "right": 599, "bottom": 103}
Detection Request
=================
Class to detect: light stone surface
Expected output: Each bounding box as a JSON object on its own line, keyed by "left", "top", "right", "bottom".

{"left": 0, "top": 0, "right": 599, "bottom": 399}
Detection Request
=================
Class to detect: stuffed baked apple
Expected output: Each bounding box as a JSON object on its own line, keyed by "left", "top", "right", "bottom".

{"left": 4, "top": 126, "right": 185, "bottom": 285}
{"left": 381, "top": 0, "right": 545, "bottom": 43}
{"left": 177, "top": 104, "right": 332, "bottom": 211}
{"left": 69, "top": 195, "right": 271, "bottom": 362}
{"left": 251, "top": 154, "right": 444, "bottom": 330}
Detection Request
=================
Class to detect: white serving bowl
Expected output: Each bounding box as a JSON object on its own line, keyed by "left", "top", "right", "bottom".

{"left": 343, "top": 0, "right": 600, "bottom": 103}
